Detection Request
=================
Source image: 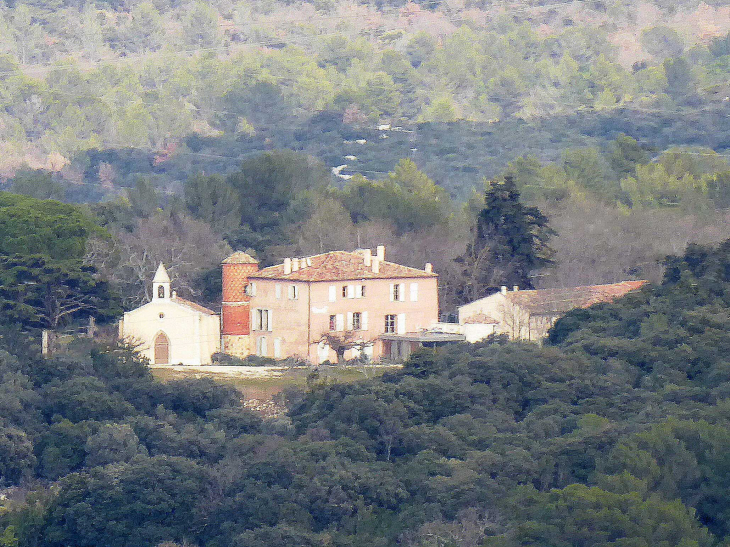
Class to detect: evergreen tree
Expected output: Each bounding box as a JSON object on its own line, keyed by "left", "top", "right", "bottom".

{"left": 457, "top": 175, "right": 554, "bottom": 303}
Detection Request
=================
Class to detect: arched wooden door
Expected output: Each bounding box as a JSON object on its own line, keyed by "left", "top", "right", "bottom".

{"left": 154, "top": 332, "right": 170, "bottom": 364}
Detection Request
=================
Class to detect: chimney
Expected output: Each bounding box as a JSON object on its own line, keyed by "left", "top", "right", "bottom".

{"left": 172, "top": 290, "right": 177, "bottom": 298}
{"left": 306, "top": 257, "right": 312, "bottom": 267}
{"left": 372, "top": 258, "right": 380, "bottom": 274}
{"left": 500, "top": 286, "right": 507, "bottom": 295}
{"left": 513, "top": 285, "right": 519, "bottom": 292}
{"left": 284, "top": 258, "right": 292, "bottom": 274}
{"left": 376, "top": 245, "right": 385, "bottom": 262}
{"left": 363, "top": 249, "right": 372, "bottom": 266}
{"left": 425, "top": 262, "right": 432, "bottom": 274}
{"left": 292, "top": 258, "right": 300, "bottom": 271}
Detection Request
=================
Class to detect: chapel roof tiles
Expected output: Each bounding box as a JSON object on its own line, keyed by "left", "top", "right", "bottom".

{"left": 249, "top": 250, "right": 436, "bottom": 282}
{"left": 171, "top": 296, "right": 217, "bottom": 315}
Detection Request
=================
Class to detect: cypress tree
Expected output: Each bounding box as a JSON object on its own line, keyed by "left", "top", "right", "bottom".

{"left": 458, "top": 175, "right": 555, "bottom": 302}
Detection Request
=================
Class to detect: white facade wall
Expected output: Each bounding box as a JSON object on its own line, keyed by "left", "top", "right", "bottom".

{"left": 120, "top": 301, "right": 220, "bottom": 365}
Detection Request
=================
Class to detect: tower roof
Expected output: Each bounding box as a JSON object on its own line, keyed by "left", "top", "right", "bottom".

{"left": 153, "top": 263, "right": 170, "bottom": 283}
{"left": 222, "top": 251, "right": 259, "bottom": 264}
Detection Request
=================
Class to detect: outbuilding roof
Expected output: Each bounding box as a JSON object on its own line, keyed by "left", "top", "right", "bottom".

{"left": 504, "top": 280, "right": 648, "bottom": 315}
{"left": 249, "top": 250, "right": 437, "bottom": 282}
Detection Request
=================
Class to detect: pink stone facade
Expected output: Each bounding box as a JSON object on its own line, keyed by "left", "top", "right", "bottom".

{"left": 247, "top": 276, "right": 439, "bottom": 363}
{"left": 219, "top": 248, "right": 440, "bottom": 363}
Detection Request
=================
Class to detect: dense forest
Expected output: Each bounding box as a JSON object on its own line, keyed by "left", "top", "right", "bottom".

{"left": 0, "top": 237, "right": 726, "bottom": 546}
{"left": 0, "top": 0, "right": 729, "bottom": 198}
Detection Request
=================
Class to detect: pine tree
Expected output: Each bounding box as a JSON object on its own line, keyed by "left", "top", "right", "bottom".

{"left": 457, "top": 175, "right": 555, "bottom": 303}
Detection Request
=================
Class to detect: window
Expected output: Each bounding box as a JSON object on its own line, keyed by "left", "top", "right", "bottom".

{"left": 157, "top": 285, "right": 165, "bottom": 299}
{"left": 275, "top": 284, "right": 281, "bottom": 299}
{"left": 391, "top": 283, "right": 405, "bottom": 302}
{"left": 342, "top": 285, "right": 348, "bottom": 298}
{"left": 273, "top": 338, "right": 282, "bottom": 358}
{"left": 253, "top": 309, "right": 271, "bottom": 331}
{"left": 288, "top": 285, "right": 299, "bottom": 300}
{"left": 256, "top": 336, "right": 267, "bottom": 356}
{"left": 410, "top": 283, "right": 418, "bottom": 302}
{"left": 385, "top": 314, "right": 396, "bottom": 334}
{"left": 329, "top": 285, "right": 336, "bottom": 302}
{"left": 244, "top": 282, "right": 257, "bottom": 296}
{"left": 329, "top": 315, "right": 337, "bottom": 331}
{"left": 356, "top": 284, "right": 365, "bottom": 298}
{"left": 352, "top": 312, "right": 362, "bottom": 330}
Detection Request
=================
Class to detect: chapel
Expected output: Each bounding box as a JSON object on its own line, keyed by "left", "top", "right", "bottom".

{"left": 119, "top": 263, "right": 221, "bottom": 365}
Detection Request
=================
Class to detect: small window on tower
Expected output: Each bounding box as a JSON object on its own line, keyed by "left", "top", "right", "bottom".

{"left": 158, "top": 285, "right": 165, "bottom": 299}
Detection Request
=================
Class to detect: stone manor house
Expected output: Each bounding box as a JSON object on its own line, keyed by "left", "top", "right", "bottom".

{"left": 221, "top": 246, "right": 439, "bottom": 363}
{"left": 120, "top": 247, "right": 646, "bottom": 365}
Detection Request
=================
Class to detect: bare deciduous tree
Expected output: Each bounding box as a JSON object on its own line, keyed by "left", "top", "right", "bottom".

{"left": 318, "top": 330, "right": 374, "bottom": 364}
{"left": 86, "top": 211, "right": 232, "bottom": 309}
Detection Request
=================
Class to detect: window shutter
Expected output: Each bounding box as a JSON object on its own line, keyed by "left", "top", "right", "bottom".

{"left": 250, "top": 282, "right": 257, "bottom": 296}
{"left": 252, "top": 309, "right": 259, "bottom": 330}
{"left": 346, "top": 312, "right": 353, "bottom": 330}
{"left": 356, "top": 285, "right": 363, "bottom": 298}
{"left": 273, "top": 338, "right": 281, "bottom": 358}
{"left": 267, "top": 309, "right": 272, "bottom": 331}
{"left": 336, "top": 314, "right": 344, "bottom": 331}
{"left": 260, "top": 336, "right": 267, "bottom": 356}
{"left": 397, "top": 313, "right": 406, "bottom": 334}
{"left": 410, "top": 283, "right": 418, "bottom": 302}
{"left": 389, "top": 284, "right": 394, "bottom": 302}
{"left": 275, "top": 284, "right": 281, "bottom": 299}
{"left": 399, "top": 283, "right": 405, "bottom": 301}
{"left": 362, "top": 311, "right": 369, "bottom": 330}
{"left": 347, "top": 285, "right": 355, "bottom": 299}
{"left": 329, "top": 285, "right": 336, "bottom": 302}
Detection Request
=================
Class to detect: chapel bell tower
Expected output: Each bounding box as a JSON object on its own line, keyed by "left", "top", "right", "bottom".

{"left": 152, "top": 263, "right": 171, "bottom": 301}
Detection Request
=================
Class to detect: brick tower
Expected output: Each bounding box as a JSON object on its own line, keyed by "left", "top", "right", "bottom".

{"left": 221, "top": 251, "right": 259, "bottom": 357}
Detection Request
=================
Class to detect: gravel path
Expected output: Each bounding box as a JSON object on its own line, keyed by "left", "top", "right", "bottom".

{"left": 148, "top": 364, "right": 289, "bottom": 378}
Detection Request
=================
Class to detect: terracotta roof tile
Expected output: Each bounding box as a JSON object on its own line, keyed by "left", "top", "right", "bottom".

{"left": 249, "top": 251, "right": 437, "bottom": 282}
{"left": 505, "top": 280, "right": 648, "bottom": 315}
{"left": 172, "top": 296, "right": 217, "bottom": 315}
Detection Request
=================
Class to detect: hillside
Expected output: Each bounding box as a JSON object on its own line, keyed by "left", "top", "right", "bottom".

{"left": 0, "top": 238, "right": 727, "bottom": 546}
{"left": 0, "top": 0, "right": 728, "bottom": 201}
